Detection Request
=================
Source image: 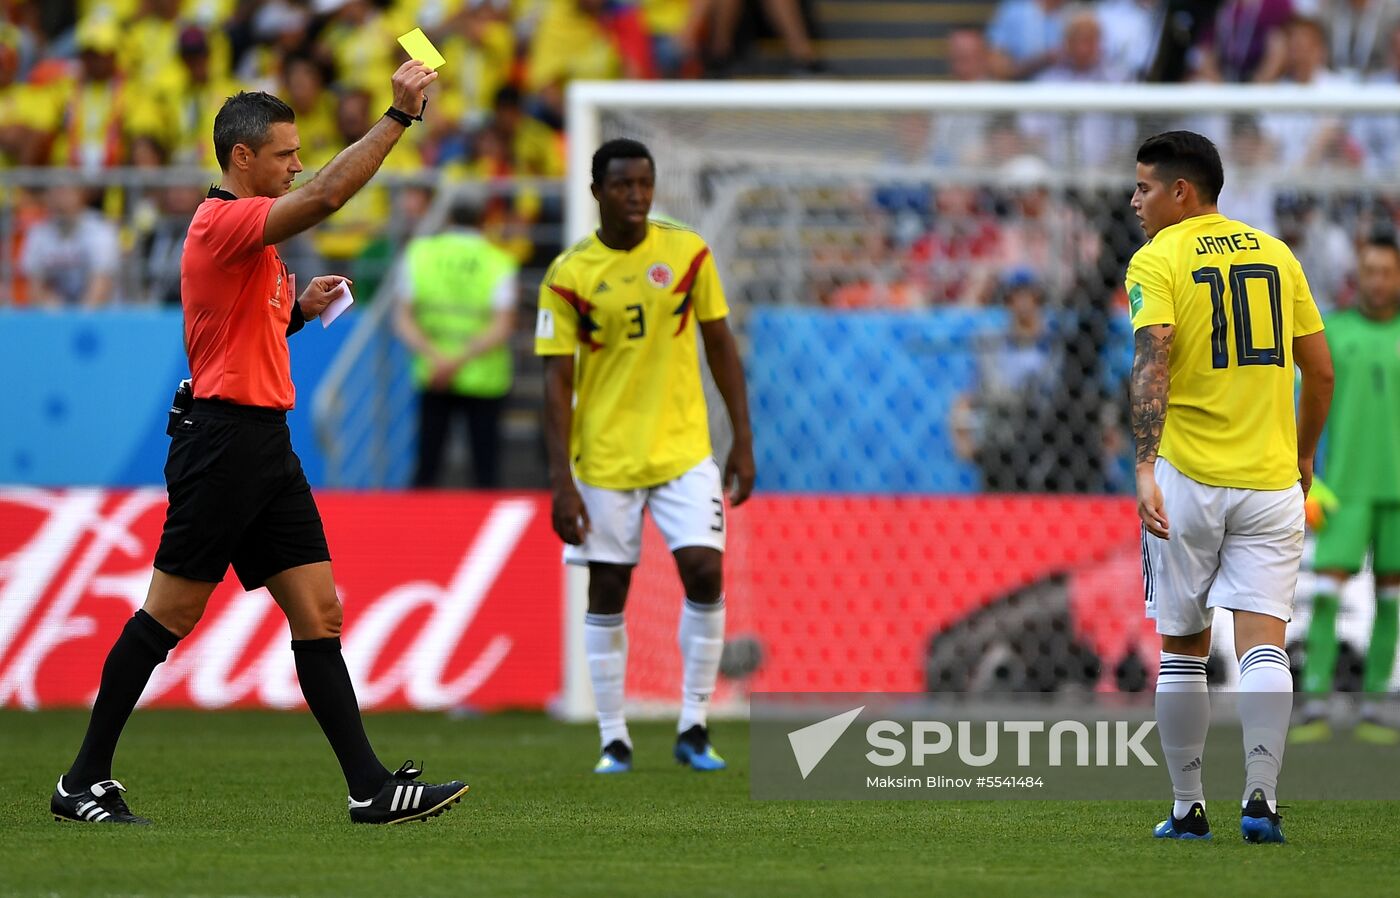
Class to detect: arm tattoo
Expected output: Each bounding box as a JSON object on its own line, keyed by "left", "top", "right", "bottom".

{"left": 1130, "top": 325, "right": 1174, "bottom": 466}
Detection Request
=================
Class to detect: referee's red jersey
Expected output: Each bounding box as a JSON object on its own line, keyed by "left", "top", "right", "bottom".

{"left": 181, "top": 189, "right": 297, "bottom": 410}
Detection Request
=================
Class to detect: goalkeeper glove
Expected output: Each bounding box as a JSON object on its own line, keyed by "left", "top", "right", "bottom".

{"left": 1305, "top": 476, "right": 1340, "bottom": 531}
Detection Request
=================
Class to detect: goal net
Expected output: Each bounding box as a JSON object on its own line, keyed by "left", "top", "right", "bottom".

{"left": 555, "top": 82, "right": 1399, "bottom": 721}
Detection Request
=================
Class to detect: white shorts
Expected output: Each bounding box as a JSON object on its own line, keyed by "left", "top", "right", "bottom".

{"left": 564, "top": 458, "right": 726, "bottom": 566}
{"left": 1143, "top": 458, "right": 1305, "bottom": 636}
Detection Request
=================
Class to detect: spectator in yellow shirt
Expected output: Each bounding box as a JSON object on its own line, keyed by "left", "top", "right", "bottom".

{"left": 121, "top": 0, "right": 232, "bottom": 94}
{"left": 643, "top": 0, "right": 702, "bottom": 76}
{"left": 278, "top": 54, "right": 341, "bottom": 170}
{"left": 446, "top": 130, "right": 539, "bottom": 265}
{"left": 315, "top": 0, "right": 398, "bottom": 106}
{"left": 526, "top": 0, "right": 623, "bottom": 91}
{"left": 121, "top": 0, "right": 183, "bottom": 89}
{"left": 488, "top": 85, "right": 563, "bottom": 177}
{"left": 435, "top": 3, "right": 515, "bottom": 132}
{"left": 136, "top": 26, "right": 242, "bottom": 167}
{"left": 44, "top": 19, "right": 147, "bottom": 169}
{"left": 0, "top": 24, "right": 51, "bottom": 166}
{"left": 310, "top": 87, "right": 422, "bottom": 294}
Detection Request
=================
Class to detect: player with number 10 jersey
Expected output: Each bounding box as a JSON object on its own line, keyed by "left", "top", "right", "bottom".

{"left": 1125, "top": 131, "right": 1333, "bottom": 846}
{"left": 1127, "top": 210, "right": 1324, "bottom": 489}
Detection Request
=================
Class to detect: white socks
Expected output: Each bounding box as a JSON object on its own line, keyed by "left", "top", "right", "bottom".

{"left": 586, "top": 596, "right": 726, "bottom": 747}
{"left": 584, "top": 612, "right": 630, "bottom": 748}
{"left": 678, "top": 596, "right": 726, "bottom": 733}
{"left": 1237, "top": 644, "right": 1292, "bottom": 812}
{"left": 1157, "top": 652, "right": 1210, "bottom": 819}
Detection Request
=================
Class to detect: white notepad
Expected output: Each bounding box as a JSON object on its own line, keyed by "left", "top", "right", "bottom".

{"left": 320, "top": 281, "right": 355, "bottom": 328}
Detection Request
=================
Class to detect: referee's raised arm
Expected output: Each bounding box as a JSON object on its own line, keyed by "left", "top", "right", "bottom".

{"left": 261, "top": 60, "right": 437, "bottom": 246}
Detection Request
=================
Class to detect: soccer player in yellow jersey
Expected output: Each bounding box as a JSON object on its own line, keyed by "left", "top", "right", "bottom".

{"left": 535, "top": 139, "right": 755, "bottom": 774}
{"left": 1127, "top": 132, "right": 1334, "bottom": 843}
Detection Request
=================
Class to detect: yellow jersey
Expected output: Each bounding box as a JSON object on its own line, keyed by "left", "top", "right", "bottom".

{"left": 1126, "top": 212, "right": 1325, "bottom": 490}
{"left": 436, "top": 23, "right": 515, "bottom": 126}
{"left": 535, "top": 221, "right": 729, "bottom": 490}
{"left": 320, "top": 15, "right": 397, "bottom": 108}
{"left": 137, "top": 75, "right": 244, "bottom": 167}
{"left": 643, "top": 0, "right": 691, "bottom": 36}
{"left": 525, "top": 0, "right": 621, "bottom": 91}
{"left": 0, "top": 82, "right": 57, "bottom": 165}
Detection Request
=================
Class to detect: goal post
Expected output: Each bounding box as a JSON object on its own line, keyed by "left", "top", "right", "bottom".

{"left": 554, "top": 81, "right": 1400, "bottom": 722}
{"left": 566, "top": 81, "right": 1400, "bottom": 242}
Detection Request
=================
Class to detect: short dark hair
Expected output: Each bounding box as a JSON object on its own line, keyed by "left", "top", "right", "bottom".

{"left": 1136, "top": 130, "right": 1224, "bottom": 204}
{"left": 213, "top": 91, "right": 296, "bottom": 172}
{"left": 1362, "top": 231, "right": 1400, "bottom": 261}
{"left": 591, "top": 138, "right": 654, "bottom": 187}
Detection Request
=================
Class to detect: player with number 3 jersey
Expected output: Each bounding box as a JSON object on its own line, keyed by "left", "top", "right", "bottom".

{"left": 1125, "top": 131, "right": 1333, "bottom": 844}
{"left": 536, "top": 210, "right": 729, "bottom": 491}
{"left": 536, "top": 139, "right": 755, "bottom": 776}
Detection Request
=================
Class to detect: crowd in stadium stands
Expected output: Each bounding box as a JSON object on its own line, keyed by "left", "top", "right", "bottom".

{"left": 832, "top": 0, "right": 1400, "bottom": 492}
{"left": 3, "top": 1, "right": 1390, "bottom": 496}
{"left": 825, "top": 1, "right": 1400, "bottom": 320}
{"left": 2, "top": 0, "right": 1398, "bottom": 318}
{"left": 0, "top": 0, "right": 820, "bottom": 305}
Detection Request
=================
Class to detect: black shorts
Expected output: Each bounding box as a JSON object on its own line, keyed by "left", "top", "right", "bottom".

{"left": 153, "top": 399, "right": 330, "bottom": 591}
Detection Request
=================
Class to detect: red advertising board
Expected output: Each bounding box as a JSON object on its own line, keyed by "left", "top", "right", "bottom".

{"left": 624, "top": 495, "right": 1156, "bottom": 702}
{"left": 0, "top": 489, "right": 1154, "bottom": 712}
{"left": 0, "top": 488, "right": 562, "bottom": 710}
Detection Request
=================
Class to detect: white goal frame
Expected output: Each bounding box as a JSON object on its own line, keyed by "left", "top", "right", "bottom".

{"left": 554, "top": 80, "right": 1400, "bottom": 722}
{"left": 566, "top": 81, "right": 1400, "bottom": 246}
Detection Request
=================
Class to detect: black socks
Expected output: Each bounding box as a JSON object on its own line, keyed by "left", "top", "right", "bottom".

{"left": 64, "top": 618, "right": 391, "bottom": 803}
{"left": 291, "top": 637, "right": 391, "bottom": 801}
{"left": 65, "top": 610, "right": 180, "bottom": 790}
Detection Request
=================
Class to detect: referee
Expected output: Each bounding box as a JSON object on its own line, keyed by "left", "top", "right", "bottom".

{"left": 50, "top": 60, "right": 469, "bottom": 826}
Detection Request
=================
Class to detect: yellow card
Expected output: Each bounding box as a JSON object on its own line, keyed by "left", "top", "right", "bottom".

{"left": 397, "top": 27, "right": 446, "bottom": 70}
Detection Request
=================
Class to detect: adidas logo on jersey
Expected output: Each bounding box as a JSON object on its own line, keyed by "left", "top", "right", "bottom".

{"left": 596, "top": 280, "right": 611, "bottom": 293}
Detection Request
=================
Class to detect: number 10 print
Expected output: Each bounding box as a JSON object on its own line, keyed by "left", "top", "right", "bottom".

{"left": 1192, "top": 263, "right": 1285, "bottom": 369}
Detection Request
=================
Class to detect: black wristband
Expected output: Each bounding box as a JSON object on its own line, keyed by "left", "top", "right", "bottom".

{"left": 384, "top": 98, "right": 427, "bottom": 127}
{"left": 286, "top": 297, "right": 306, "bottom": 337}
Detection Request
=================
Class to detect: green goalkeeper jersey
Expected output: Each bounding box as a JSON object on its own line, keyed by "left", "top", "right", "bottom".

{"left": 1322, "top": 309, "right": 1400, "bottom": 500}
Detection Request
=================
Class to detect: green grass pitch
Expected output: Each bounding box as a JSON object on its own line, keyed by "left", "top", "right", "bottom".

{"left": 1, "top": 710, "right": 1397, "bottom": 897}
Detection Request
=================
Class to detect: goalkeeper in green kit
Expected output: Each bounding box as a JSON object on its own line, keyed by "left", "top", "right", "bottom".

{"left": 1292, "top": 234, "right": 1400, "bottom": 745}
